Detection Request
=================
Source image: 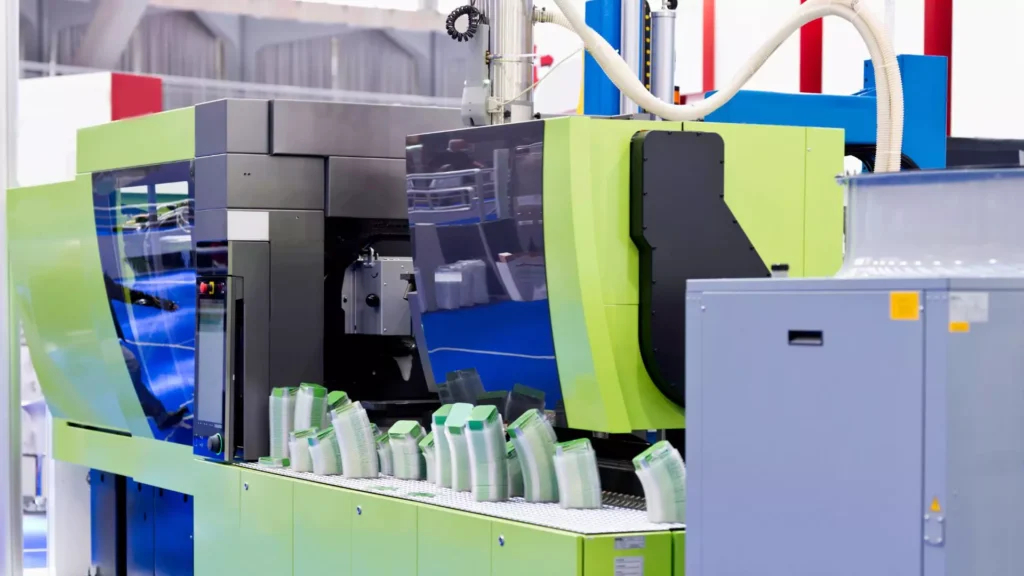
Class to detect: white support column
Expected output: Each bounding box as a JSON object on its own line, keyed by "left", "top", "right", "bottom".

{"left": 74, "top": 0, "right": 150, "bottom": 69}
{"left": 884, "top": 0, "right": 897, "bottom": 45}
{"left": 0, "top": 0, "right": 19, "bottom": 574}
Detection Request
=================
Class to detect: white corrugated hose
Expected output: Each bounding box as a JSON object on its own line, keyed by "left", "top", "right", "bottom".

{"left": 538, "top": 0, "right": 904, "bottom": 172}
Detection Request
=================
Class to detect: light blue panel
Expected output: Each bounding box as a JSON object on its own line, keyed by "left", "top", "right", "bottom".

{"left": 943, "top": 288, "right": 1024, "bottom": 575}
{"left": 683, "top": 293, "right": 704, "bottom": 573}
{"left": 923, "top": 291, "right": 949, "bottom": 576}
{"left": 687, "top": 288, "right": 925, "bottom": 575}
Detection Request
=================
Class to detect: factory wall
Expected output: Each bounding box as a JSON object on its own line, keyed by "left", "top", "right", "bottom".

{"left": 19, "top": 0, "right": 463, "bottom": 97}
{"left": 536, "top": 0, "right": 1023, "bottom": 142}
{"left": 951, "top": 1, "right": 1024, "bottom": 139}
{"left": 16, "top": 0, "right": 1024, "bottom": 139}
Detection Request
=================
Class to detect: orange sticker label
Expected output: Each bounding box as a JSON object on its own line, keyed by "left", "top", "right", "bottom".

{"left": 931, "top": 498, "right": 942, "bottom": 513}
{"left": 949, "top": 322, "right": 970, "bottom": 333}
{"left": 890, "top": 292, "right": 920, "bottom": 321}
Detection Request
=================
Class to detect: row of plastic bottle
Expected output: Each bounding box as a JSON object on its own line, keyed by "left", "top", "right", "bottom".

{"left": 266, "top": 391, "right": 686, "bottom": 522}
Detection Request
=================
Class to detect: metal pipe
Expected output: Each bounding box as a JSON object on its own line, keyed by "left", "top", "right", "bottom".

{"left": 0, "top": 0, "right": 17, "bottom": 571}
{"left": 651, "top": 8, "right": 677, "bottom": 107}
{"left": 619, "top": 0, "right": 643, "bottom": 115}
{"left": 483, "top": 0, "right": 535, "bottom": 124}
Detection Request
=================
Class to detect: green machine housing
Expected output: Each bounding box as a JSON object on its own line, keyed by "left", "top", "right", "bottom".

{"left": 407, "top": 117, "right": 845, "bottom": 433}
{"left": 9, "top": 105, "right": 842, "bottom": 575}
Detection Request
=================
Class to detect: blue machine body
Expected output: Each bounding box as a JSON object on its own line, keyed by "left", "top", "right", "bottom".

{"left": 93, "top": 472, "right": 195, "bottom": 576}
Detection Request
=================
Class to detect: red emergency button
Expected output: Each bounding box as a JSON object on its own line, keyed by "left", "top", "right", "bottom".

{"left": 200, "top": 283, "right": 208, "bottom": 294}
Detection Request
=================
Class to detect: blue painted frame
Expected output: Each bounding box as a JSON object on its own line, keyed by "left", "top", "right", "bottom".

{"left": 580, "top": 0, "right": 949, "bottom": 170}
{"left": 705, "top": 55, "right": 948, "bottom": 169}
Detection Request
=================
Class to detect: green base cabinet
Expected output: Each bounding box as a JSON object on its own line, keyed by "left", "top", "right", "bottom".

{"left": 674, "top": 532, "right": 686, "bottom": 576}
{"left": 194, "top": 469, "right": 685, "bottom": 576}
{"left": 350, "top": 491, "right": 419, "bottom": 575}
{"left": 492, "top": 519, "right": 583, "bottom": 576}
{"left": 582, "top": 532, "right": 675, "bottom": 576}
{"left": 193, "top": 462, "right": 240, "bottom": 576}
{"left": 294, "top": 481, "right": 352, "bottom": 576}
{"left": 418, "top": 507, "right": 492, "bottom": 576}
{"left": 239, "top": 470, "right": 294, "bottom": 576}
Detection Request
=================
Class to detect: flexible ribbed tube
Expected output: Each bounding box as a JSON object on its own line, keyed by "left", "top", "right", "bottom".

{"left": 538, "top": 0, "right": 904, "bottom": 172}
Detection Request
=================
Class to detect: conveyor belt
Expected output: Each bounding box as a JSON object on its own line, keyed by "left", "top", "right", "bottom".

{"left": 240, "top": 463, "right": 684, "bottom": 535}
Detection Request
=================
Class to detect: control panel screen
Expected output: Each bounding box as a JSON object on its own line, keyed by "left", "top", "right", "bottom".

{"left": 196, "top": 297, "right": 227, "bottom": 425}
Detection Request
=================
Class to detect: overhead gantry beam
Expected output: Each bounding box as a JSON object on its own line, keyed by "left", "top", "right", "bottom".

{"left": 150, "top": 0, "right": 446, "bottom": 32}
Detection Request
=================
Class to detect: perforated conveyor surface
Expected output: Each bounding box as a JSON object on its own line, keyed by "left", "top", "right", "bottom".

{"left": 239, "top": 463, "right": 684, "bottom": 535}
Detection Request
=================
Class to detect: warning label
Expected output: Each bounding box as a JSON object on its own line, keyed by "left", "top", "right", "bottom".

{"left": 615, "top": 556, "right": 644, "bottom": 576}
{"left": 614, "top": 536, "right": 646, "bottom": 550}
{"left": 949, "top": 292, "right": 989, "bottom": 323}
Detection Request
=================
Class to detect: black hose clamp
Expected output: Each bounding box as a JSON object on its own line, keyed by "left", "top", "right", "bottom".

{"left": 446, "top": 4, "right": 484, "bottom": 42}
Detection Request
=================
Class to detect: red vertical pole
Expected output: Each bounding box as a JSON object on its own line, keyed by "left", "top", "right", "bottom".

{"left": 702, "top": 0, "right": 716, "bottom": 92}
{"left": 924, "top": 0, "right": 953, "bottom": 134}
{"left": 799, "top": 0, "right": 823, "bottom": 93}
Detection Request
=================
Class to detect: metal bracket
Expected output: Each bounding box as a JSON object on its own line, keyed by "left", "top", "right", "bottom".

{"left": 461, "top": 22, "right": 491, "bottom": 127}
{"left": 924, "top": 514, "right": 946, "bottom": 546}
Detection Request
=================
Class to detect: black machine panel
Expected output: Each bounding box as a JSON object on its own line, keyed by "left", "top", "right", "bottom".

{"left": 192, "top": 271, "right": 243, "bottom": 461}
{"left": 947, "top": 136, "right": 1024, "bottom": 168}
{"left": 629, "top": 130, "right": 769, "bottom": 407}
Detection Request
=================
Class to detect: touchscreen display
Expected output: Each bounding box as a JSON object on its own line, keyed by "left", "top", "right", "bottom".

{"left": 196, "top": 297, "right": 227, "bottom": 425}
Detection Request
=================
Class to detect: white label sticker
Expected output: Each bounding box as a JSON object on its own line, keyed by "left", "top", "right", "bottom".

{"left": 615, "top": 536, "right": 646, "bottom": 550}
{"left": 949, "top": 292, "right": 989, "bottom": 323}
{"left": 615, "top": 556, "right": 644, "bottom": 576}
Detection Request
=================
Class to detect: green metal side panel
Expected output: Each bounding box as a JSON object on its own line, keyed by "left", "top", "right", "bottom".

{"left": 9, "top": 178, "right": 150, "bottom": 436}
{"left": 546, "top": 118, "right": 844, "bottom": 432}
{"left": 350, "top": 491, "right": 418, "bottom": 575}
{"left": 52, "top": 419, "right": 193, "bottom": 493}
{"left": 239, "top": 469, "right": 294, "bottom": 576}
{"left": 294, "top": 481, "right": 351, "bottom": 576}
{"left": 545, "top": 117, "right": 685, "bottom": 432}
{"left": 544, "top": 117, "right": 619, "bottom": 433}
{"left": 582, "top": 532, "right": 674, "bottom": 576}
{"left": 76, "top": 107, "right": 195, "bottom": 174}
{"left": 492, "top": 519, "right": 582, "bottom": 576}
{"left": 603, "top": 304, "right": 686, "bottom": 428}
{"left": 673, "top": 531, "right": 686, "bottom": 576}
{"left": 418, "top": 506, "right": 492, "bottom": 576}
{"left": 586, "top": 119, "right": 675, "bottom": 307}
{"left": 194, "top": 462, "right": 240, "bottom": 576}
{"left": 684, "top": 122, "right": 810, "bottom": 277}
{"left": 803, "top": 127, "right": 846, "bottom": 276}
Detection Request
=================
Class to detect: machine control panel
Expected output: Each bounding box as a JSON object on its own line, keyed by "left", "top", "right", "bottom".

{"left": 193, "top": 275, "right": 242, "bottom": 462}
{"left": 206, "top": 433, "right": 223, "bottom": 456}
